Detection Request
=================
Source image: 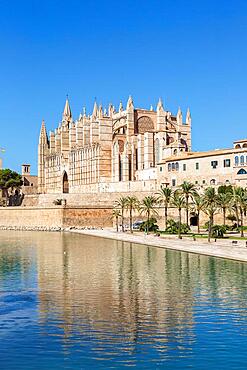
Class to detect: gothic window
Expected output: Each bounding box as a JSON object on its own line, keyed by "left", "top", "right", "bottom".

{"left": 136, "top": 116, "right": 154, "bottom": 134}
{"left": 237, "top": 168, "right": 247, "bottom": 175}
{"left": 155, "top": 138, "right": 160, "bottom": 164}
{"left": 118, "top": 140, "right": 124, "bottom": 153}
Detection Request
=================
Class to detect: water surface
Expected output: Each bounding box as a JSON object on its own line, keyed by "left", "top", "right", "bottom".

{"left": 0, "top": 230, "right": 247, "bottom": 369}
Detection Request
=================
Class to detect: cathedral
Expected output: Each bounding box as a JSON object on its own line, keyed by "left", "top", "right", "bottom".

{"left": 38, "top": 97, "right": 191, "bottom": 194}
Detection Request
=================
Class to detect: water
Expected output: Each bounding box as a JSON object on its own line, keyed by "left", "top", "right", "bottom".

{"left": 0, "top": 231, "right": 247, "bottom": 369}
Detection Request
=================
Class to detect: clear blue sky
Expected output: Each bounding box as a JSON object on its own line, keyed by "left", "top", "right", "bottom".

{"left": 1, "top": 0, "right": 247, "bottom": 174}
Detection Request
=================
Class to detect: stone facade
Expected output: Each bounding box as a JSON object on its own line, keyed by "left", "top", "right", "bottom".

{"left": 38, "top": 97, "right": 191, "bottom": 194}
{"left": 158, "top": 138, "right": 247, "bottom": 189}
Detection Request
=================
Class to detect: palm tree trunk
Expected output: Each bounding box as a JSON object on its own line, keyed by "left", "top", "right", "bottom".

{"left": 147, "top": 210, "right": 150, "bottom": 235}
{"left": 116, "top": 216, "right": 119, "bottom": 232}
{"left": 186, "top": 196, "right": 189, "bottom": 226}
{"left": 165, "top": 205, "right": 168, "bottom": 230}
{"left": 240, "top": 209, "right": 244, "bottom": 237}
{"left": 208, "top": 215, "right": 213, "bottom": 242}
{"left": 223, "top": 207, "right": 226, "bottom": 226}
{"left": 197, "top": 211, "right": 200, "bottom": 234}
{"left": 178, "top": 208, "right": 182, "bottom": 239}
{"left": 235, "top": 207, "right": 240, "bottom": 228}
{"left": 130, "top": 207, "right": 133, "bottom": 233}
{"left": 121, "top": 208, "right": 124, "bottom": 232}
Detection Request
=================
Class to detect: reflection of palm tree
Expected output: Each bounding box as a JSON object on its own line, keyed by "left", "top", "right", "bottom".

{"left": 180, "top": 181, "right": 197, "bottom": 226}
{"left": 232, "top": 187, "right": 247, "bottom": 237}
{"left": 171, "top": 190, "right": 186, "bottom": 239}
{"left": 126, "top": 196, "right": 139, "bottom": 233}
{"left": 139, "top": 196, "right": 158, "bottom": 234}
{"left": 156, "top": 186, "right": 172, "bottom": 230}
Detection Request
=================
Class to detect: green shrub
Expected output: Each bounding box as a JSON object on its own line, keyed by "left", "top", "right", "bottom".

{"left": 139, "top": 217, "right": 159, "bottom": 232}
{"left": 211, "top": 224, "right": 227, "bottom": 238}
{"left": 165, "top": 219, "right": 190, "bottom": 234}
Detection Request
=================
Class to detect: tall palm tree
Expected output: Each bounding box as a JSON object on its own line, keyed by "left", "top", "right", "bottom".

{"left": 139, "top": 195, "right": 158, "bottom": 234}
{"left": 202, "top": 187, "right": 219, "bottom": 242}
{"left": 180, "top": 181, "right": 198, "bottom": 227}
{"left": 126, "top": 196, "right": 139, "bottom": 233}
{"left": 232, "top": 187, "right": 247, "bottom": 237}
{"left": 217, "top": 191, "right": 232, "bottom": 226}
{"left": 191, "top": 193, "right": 205, "bottom": 234}
{"left": 171, "top": 190, "right": 186, "bottom": 239}
{"left": 115, "top": 196, "right": 128, "bottom": 232}
{"left": 112, "top": 208, "right": 121, "bottom": 232}
{"left": 156, "top": 185, "right": 172, "bottom": 230}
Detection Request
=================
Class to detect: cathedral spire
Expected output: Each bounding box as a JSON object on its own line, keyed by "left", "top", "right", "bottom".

{"left": 63, "top": 96, "right": 72, "bottom": 121}
{"left": 119, "top": 101, "right": 123, "bottom": 112}
{"left": 186, "top": 107, "right": 191, "bottom": 125}
{"left": 177, "top": 107, "right": 182, "bottom": 127}
{"left": 92, "top": 100, "right": 98, "bottom": 120}
{"left": 126, "top": 95, "right": 134, "bottom": 110}
{"left": 157, "top": 98, "right": 164, "bottom": 113}
{"left": 39, "top": 119, "right": 48, "bottom": 143}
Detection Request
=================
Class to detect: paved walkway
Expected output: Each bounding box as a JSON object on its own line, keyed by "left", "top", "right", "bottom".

{"left": 70, "top": 229, "right": 247, "bottom": 263}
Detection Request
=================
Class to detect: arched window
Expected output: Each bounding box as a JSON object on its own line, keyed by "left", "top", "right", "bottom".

{"left": 237, "top": 168, "right": 247, "bottom": 175}
{"left": 172, "top": 163, "right": 175, "bottom": 170}
{"left": 175, "top": 162, "right": 179, "bottom": 171}
{"left": 235, "top": 156, "right": 239, "bottom": 165}
{"left": 210, "top": 179, "right": 216, "bottom": 185}
{"left": 235, "top": 144, "right": 241, "bottom": 149}
{"left": 240, "top": 155, "right": 245, "bottom": 164}
{"left": 168, "top": 163, "right": 171, "bottom": 171}
{"left": 173, "top": 149, "right": 177, "bottom": 155}
{"left": 243, "top": 143, "right": 247, "bottom": 148}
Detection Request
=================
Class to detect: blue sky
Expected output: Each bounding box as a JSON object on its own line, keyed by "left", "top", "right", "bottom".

{"left": 0, "top": 0, "right": 247, "bottom": 173}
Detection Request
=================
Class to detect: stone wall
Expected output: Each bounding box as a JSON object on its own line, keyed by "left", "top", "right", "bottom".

{"left": 0, "top": 206, "right": 113, "bottom": 229}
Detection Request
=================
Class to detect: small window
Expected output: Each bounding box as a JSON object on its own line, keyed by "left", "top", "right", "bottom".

{"left": 159, "top": 167, "right": 163, "bottom": 172}
{"left": 172, "top": 179, "right": 176, "bottom": 187}
{"left": 195, "top": 180, "right": 198, "bottom": 185}
{"left": 210, "top": 179, "right": 216, "bottom": 185}
{"left": 202, "top": 180, "right": 206, "bottom": 184}
{"left": 235, "top": 156, "right": 239, "bottom": 165}
{"left": 168, "top": 164, "right": 171, "bottom": 171}
{"left": 175, "top": 162, "right": 179, "bottom": 171}
{"left": 211, "top": 161, "right": 218, "bottom": 169}
{"left": 224, "top": 159, "right": 231, "bottom": 167}
{"left": 196, "top": 162, "right": 199, "bottom": 170}
{"left": 183, "top": 164, "right": 186, "bottom": 171}
{"left": 172, "top": 163, "right": 175, "bottom": 170}
{"left": 240, "top": 155, "right": 245, "bottom": 164}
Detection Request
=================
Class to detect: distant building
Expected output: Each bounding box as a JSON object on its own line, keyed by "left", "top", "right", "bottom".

{"left": 21, "top": 164, "right": 38, "bottom": 194}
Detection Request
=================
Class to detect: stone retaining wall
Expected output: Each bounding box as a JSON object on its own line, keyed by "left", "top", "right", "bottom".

{"left": 0, "top": 206, "right": 113, "bottom": 229}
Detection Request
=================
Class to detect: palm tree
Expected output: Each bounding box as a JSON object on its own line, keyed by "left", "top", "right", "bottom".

{"left": 156, "top": 185, "right": 172, "bottom": 230}
{"left": 180, "top": 181, "right": 198, "bottom": 227}
{"left": 115, "top": 196, "right": 128, "bottom": 232}
{"left": 126, "top": 196, "right": 139, "bottom": 233}
{"left": 139, "top": 195, "right": 158, "bottom": 234}
{"left": 171, "top": 190, "right": 186, "bottom": 239}
{"left": 232, "top": 187, "right": 247, "bottom": 237}
{"left": 191, "top": 194, "right": 205, "bottom": 234}
{"left": 217, "top": 190, "right": 232, "bottom": 226}
{"left": 202, "top": 187, "right": 219, "bottom": 242}
{"left": 112, "top": 208, "right": 121, "bottom": 232}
